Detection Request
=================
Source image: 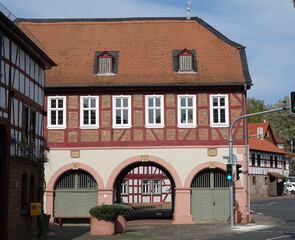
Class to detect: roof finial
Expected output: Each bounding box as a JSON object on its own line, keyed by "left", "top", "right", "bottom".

{"left": 186, "top": 1, "right": 192, "bottom": 20}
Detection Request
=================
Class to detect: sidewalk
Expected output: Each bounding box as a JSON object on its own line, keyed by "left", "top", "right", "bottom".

{"left": 47, "top": 212, "right": 280, "bottom": 240}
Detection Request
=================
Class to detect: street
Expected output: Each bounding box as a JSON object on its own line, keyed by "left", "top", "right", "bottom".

{"left": 207, "top": 196, "right": 295, "bottom": 240}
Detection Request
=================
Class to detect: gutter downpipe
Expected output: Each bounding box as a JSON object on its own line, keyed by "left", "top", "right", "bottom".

{"left": 244, "top": 84, "right": 249, "bottom": 223}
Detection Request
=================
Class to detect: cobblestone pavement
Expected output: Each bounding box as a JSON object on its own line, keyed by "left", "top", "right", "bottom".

{"left": 47, "top": 221, "right": 232, "bottom": 240}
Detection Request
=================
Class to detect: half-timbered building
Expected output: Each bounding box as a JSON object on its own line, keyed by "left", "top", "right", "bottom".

{"left": 0, "top": 8, "right": 55, "bottom": 240}
{"left": 18, "top": 17, "right": 252, "bottom": 224}
{"left": 248, "top": 122, "right": 288, "bottom": 198}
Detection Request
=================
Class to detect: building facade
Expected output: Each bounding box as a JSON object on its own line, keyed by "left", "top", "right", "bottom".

{"left": 0, "top": 9, "right": 55, "bottom": 240}
{"left": 19, "top": 17, "right": 252, "bottom": 224}
{"left": 248, "top": 123, "right": 288, "bottom": 199}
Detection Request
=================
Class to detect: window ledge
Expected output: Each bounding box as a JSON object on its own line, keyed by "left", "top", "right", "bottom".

{"left": 47, "top": 126, "right": 67, "bottom": 130}
{"left": 112, "top": 125, "right": 132, "bottom": 129}
{"left": 210, "top": 124, "right": 229, "bottom": 128}
{"left": 145, "top": 125, "right": 165, "bottom": 129}
{"left": 96, "top": 73, "right": 116, "bottom": 76}
{"left": 176, "top": 71, "right": 197, "bottom": 74}
{"left": 80, "top": 126, "right": 99, "bottom": 129}
{"left": 177, "top": 125, "right": 197, "bottom": 128}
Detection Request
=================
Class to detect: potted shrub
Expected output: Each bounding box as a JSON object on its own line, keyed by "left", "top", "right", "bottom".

{"left": 89, "top": 204, "right": 120, "bottom": 235}
{"left": 114, "top": 204, "right": 133, "bottom": 233}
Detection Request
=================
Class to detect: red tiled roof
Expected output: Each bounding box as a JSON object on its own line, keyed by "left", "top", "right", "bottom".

{"left": 17, "top": 17, "right": 251, "bottom": 87}
{"left": 248, "top": 123, "right": 287, "bottom": 154}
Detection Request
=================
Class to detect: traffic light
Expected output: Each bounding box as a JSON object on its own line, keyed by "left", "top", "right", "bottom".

{"left": 236, "top": 164, "right": 242, "bottom": 181}
{"left": 226, "top": 164, "right": 232, "bottom": 180}
{"left": 291, "top": 91, "right": 295, "bottom": 114}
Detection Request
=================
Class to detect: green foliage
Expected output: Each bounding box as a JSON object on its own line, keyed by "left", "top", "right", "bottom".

{"left": 264, "top": 96, "right": 295, "bottom": 152}
{"left": 113, "top": 204, "right": 134, "bottom": 218}
{"left": 89, "top": 204, "right": 121, "bottom": 222}
{"left": 247, "top": 97, "right": 266, "bottom": 123}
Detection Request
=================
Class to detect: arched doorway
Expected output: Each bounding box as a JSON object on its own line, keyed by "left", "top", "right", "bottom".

{"left": 113, "top": 162, "right": 175, "bottom": 219}
{"left": 54, "top": 170, "right": 98, "bottom": 219}
{"left": 190, "top": 168, "right": 229, "bottom": 223}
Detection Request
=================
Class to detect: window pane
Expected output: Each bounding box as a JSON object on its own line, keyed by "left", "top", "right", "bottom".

{"left": 188, "top": 98, "right": 193, "bottom": 107}
{"left": 51, "top": 99, "right": 56, "bottom": 108}
{"left": 83, "top": 99, "right": 89, "bottom": 108}
{"left": 220, "top": 97, "right": 225, "bottom": 106}
{"left": 58, "top": 110, "right": 63, "bottom": 124}
{"left": 116, "top": 110, "right": 121, "bottom": 124}
{"left": 181, "top": 109, "right": 186, "bottom": 123}
{"left": 51, "top": 111, "right": 56, "bottom": 125}
{"left": 58, "top": 99, "right": 63, "bottom": 108}
{"left": 123, "top": 98, "right": 128, "bottom": 108}
{"left": 220, "top": 109, "right": 225, "bottom": 123}
{"left": 181, "top": 98, "right": 186, "bottom": 107}
{"left": 188, "top": 109, "right": 193, "bottom": 123}
{"left": 148, "top": 98, "right": 153, "bottom": 107}
{"left": 123, "top": 110, "right": 128, "bottom": 124}
{"left": 116, "top": 98, "right": 121, "bottom": 108}
{"left": 155, "top": 98, "right": 161, "bottom": 107}
{"left": 90, "top": 99, "right": 96, "bottom": 108}
{"left": 155, "top": 109, "right": 161, "bottom": 123}
{"left": 149, "top": 109, "right": 154, "bottom": 124}
{"left": 91, "top": 110, "right": 96, "bottom": 124}
{"left": 84, "top": 111, "right": 89, "bottom": 124}
{"left": 213, "top": 98, "right": 218, "bottom": 107}
{"left": 213, "top": 109, "right": 218, "bottom": 123}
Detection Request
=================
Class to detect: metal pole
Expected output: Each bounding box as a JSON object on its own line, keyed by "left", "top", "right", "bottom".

{"left": 229, "top": 106, "right": 289, "bottom": 227}
{"left": 243, "top": 84, "right": 249, "bottom": 223}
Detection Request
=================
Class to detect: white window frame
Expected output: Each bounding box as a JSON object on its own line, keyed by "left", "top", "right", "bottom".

{"left": 180, "top": 55, "right": 192, "bottom": 71}
{"left": 120, "top": 179, "right": 128, "bottom": 196}
{"left": 177, "top": 95, "right": 196, "bottom": 128}
{"left": 112, "top": 95, "right": 132, "bottom": 129}
{"left": 210, "top": 94, "right": 229, "bottom": 127}
{"left": 47, "top": 96, "right": 66, "bottom": 129}
{"left": 145, "top": 95, "right": 164, "bottom": 128}
{"left": 80, "top": 96, "right": 99, "bottom": 129}
{"left": 153, "top": 179, "right": 161, "bottom": 195}
{"left": 142, "top": 179, "right": 150, "bottom": 195}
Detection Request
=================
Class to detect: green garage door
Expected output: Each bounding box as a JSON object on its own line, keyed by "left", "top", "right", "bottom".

{"left": 54, "top": 170, "right": 98, "bottom": 217}
{"left": 191, "top": 169, "right": 230, "bottom": 223}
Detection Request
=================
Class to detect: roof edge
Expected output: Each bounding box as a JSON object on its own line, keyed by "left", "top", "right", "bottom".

{"left": 16, "top": 16, "right": 245, "bottom": 49}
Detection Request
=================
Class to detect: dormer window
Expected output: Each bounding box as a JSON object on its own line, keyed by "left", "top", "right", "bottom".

{"left": 93, "top": 51, "right": 119, "bottom": 75}
{"left": 172, "top": 49, "right": 197, "bottom": 73}
{"left": 179, "top": 49, "right": 193, "bottom": 71}
{"left": 98, "top": 52, "right": 112, "bottom": 73}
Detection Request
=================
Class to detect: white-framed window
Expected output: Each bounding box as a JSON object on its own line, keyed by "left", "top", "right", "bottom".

{"left": 153, "top": 180, "right": 161, "bottom": 195}
{"left": 145, "top": 95, "right": 164, "bottom": 128}
{"left": 80, "top": 96, "right": 99, "bottom": 129}
{"left": 47, "top": 96, "right": 66, "bottom": 129}
{"left": 210, "top": 95, "right": 229, "bottom": 127}
{"left": 112, "top": 95, "right": 131, "bottom": 128}
{"left": 120, "top": 179, "right": 128, "bottom": 195}
{"left": 142, "top": 179, "right": 150, "bottom": 195}
{"left": 177, "top": 95, "right": 196, "bottom": 128}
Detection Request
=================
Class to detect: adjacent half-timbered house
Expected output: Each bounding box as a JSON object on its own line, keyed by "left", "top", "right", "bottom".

{"left": 0, "top": 8, "right": 55, "bottom": 240}
{"left": 248, "top": 122, "right": 288, "bottom": 199}
{"left": 120, "top": 166, "right": 172, "bottom": 206}
{"left": 18, "top": 17, "right": 252, "bottom": 224}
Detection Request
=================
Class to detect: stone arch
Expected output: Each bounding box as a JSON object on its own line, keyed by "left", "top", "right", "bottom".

{"left": 46, "top": 163, "right": 104, "bottom": 191}
{"left": 45, "top": 163, "right": 104, "bottom": 222}
{"left": 184, "top": 161, "right": 227, "bottom": 188}
{"left": 106, "top": 155, "right": 182, "bottom": 189}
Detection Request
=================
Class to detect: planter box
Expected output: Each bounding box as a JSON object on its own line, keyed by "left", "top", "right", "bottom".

{"left": 90, "top": 217, "right": 115, "bottom": 236}
{"left": 115, "top": 215, "right": 126, "bottom": 233}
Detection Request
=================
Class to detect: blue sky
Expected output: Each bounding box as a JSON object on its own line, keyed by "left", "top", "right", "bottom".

{"left": 1, "top": 0, "right": 294, "bottom": 105}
